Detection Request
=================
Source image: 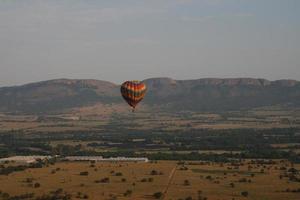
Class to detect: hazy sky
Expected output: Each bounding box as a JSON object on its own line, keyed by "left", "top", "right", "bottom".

{"left": 0, "top": 0, "right": 299, "bottom": 86}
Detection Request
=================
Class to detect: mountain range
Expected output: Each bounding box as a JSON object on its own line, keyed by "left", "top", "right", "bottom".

{"left": 0, "top": 78, "right": 299, "bottom": 114}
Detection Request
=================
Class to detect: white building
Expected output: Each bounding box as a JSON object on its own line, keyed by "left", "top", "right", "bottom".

{"left": 64, "top": 156, "right": 103, "bottom": 161}
{"left": 0, "top": 156, "right": 51, "bottom": 164}
{"left": 101, "top": 157, "right": 149, "bottom": 162}
{"left": 64, "top": 156, "right": 148, "bottom": 162}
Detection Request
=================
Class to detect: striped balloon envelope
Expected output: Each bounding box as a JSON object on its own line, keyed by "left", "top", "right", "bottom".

{"left": 120, "top": 80, "right": 147, "bottom": 112}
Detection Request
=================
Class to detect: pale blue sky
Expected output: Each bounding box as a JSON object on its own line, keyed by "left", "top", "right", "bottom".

{"left": 0, "top": 0, "right": 299, "bottom": 86}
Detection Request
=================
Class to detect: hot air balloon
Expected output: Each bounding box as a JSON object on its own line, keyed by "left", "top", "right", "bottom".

{"left": 120, "top": 80, "right": 147, "bottom": 112}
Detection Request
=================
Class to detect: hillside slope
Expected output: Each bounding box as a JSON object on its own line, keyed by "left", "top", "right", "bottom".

{"left": 0, "top": 78, "right": 299, "bottom": 113}
{"left": 144, "top": 78, "right": 300, "bottom": 111}
{"left": 0, "top": 79, "right": 120, "bottom": 113}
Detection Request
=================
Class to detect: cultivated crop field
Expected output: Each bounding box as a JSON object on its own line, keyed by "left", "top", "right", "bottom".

{"left": 1, "top": 160, "right": 300, "bottom": 200}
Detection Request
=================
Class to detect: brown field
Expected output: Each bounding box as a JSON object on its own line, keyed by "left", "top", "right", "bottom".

{"left": 1, "top": 160, "right": 300, "bottom": 200}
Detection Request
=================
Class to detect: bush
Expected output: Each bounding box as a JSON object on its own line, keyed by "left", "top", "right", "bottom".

{"left": 115, "top": 172, "right": 123, "bottom": 176}
{"left": 153, "top": 192, "right": 163, "bottom": 199}
{"left": 34, "top": 182, "right": 41, "bottom": 188}
{"left": 151, "top": 170, "right": 158, "bottom": 175}
{"left": 79, "top": 171, "right": 89, "bottom": 176}
{"left": 123, "top": 190, "right": 132, "bottom": 197}
{"left": 179, "top": 166, "right": 188, "bottom": 170}
{"left": 241, "top": 191, "right": 249, "bottom": 197}
{"left": 184, "top": 180, "right": 190, "bottom": 186}
{"left": 95, "top": 177, "right": 110, "bottom": 183}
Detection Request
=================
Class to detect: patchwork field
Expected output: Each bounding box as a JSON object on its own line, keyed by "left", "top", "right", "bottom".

{"left": 0, "top": 107, "right": 299, "bottom": 133}
{"left": 1, "top": 160, "right": 300, "bottom": 200}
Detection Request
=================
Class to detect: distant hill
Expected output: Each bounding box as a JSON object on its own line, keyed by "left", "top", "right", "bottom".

{"left": 144, "top": 78, "right": 300, "bottom": 111}
{"left": 0, "top": 79, "right": 120, "bottom": 113}
{"left": 0, "top": 78, "right": 299, "bottom": 114}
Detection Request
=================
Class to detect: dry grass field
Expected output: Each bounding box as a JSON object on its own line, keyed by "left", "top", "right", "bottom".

{"left": 1, "top": 160, "right": 300, "bottom": 200}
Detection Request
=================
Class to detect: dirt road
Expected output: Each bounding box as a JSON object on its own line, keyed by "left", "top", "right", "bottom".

{"left": 162, "top": 165, "right": 177, "bottom": 199}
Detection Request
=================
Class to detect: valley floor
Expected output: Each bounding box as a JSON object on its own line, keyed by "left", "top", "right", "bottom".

{"left": 1, "top": 160, "right": 300, "bottom": 200}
